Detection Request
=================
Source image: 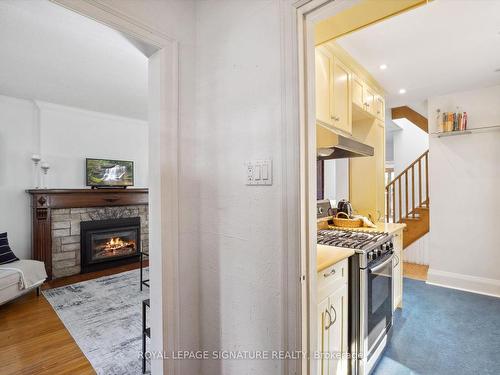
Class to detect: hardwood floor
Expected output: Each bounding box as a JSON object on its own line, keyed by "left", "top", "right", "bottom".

{"left": 0, "top": 262, "right": 145, "bottom": 375}
{"left": 403, "top": 262, "right": 429, "bottom": 281}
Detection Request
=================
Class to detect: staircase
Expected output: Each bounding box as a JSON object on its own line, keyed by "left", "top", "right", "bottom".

{"left": 385, "top": 150, "right": 429, "bottom": 249}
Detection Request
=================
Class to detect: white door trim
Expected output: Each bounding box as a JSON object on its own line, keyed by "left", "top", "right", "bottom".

{"left": 50, "top": 2, "right": 181, "bottom": 374}
{"left": 289, "top": 1, "right": 360, "bottom": 374}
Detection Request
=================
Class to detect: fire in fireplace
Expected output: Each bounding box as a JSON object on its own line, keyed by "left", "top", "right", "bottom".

{"left": 81, "top": 217, "right": 140, "bottom": 273}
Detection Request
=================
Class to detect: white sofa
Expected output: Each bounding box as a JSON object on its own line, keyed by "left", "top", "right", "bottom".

{"left": 0, "top": 260, "right": 47, "bottom": 305}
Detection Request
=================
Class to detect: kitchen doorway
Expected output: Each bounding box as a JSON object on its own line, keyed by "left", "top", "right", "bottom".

{"left": 294, "top": 1, "right": 428, "bottom": 373}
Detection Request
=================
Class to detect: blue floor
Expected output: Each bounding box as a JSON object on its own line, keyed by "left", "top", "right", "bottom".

{"left": 372, "top": 279, "right": 500, "bottom": 375}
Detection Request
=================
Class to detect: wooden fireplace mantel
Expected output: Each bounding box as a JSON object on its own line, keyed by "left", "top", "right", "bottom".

{"left": 27, "top": 188, "right": 148, "bottom": 279}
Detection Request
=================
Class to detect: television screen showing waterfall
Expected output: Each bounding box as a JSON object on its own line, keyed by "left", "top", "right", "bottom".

{"left": 86, "top": 158, "right": 134, "bottom": 187}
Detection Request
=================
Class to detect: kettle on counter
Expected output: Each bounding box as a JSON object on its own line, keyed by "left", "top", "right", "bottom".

{"left": 337, "top": 199, "right": 353, "bottom": 218}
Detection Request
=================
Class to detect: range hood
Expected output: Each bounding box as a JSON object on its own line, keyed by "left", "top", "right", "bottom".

{"left": 316, "top": 122, "right": 374, "bottom": 160}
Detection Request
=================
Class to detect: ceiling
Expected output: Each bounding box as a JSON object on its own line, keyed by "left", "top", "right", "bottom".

{"left": 0, "top": 0, "right": 151, "bottom": 120}
{"left": 336, "top": 0, "right": 500, "bottom": 109}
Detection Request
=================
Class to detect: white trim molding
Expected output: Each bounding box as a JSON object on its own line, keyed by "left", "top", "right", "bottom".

{"left": 427, "top": 269, "right": 500, "bottom": 298}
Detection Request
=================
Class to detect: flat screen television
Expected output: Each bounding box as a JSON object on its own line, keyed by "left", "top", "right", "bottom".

{"left": 86, "top": 158, "right": 134, "bottom": 188}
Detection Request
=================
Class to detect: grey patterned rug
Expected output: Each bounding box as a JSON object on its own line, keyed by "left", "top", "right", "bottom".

{"left": 43, "top": 268, "right": 149, "bottom": 374}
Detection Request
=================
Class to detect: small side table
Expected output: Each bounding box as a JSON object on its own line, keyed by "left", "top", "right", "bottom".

{"left": 140, "top": 251, "right": 149, "bottom": 291}
{"left": 142, "top": 298, "right": 150, "bottom": 374}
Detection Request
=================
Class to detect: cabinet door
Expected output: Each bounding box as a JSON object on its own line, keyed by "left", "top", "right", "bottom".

{"left": 375, "top": 96, "right": 385, "bottom": 121}
{"left": 328, "top": 284, "right": 348, "bottom": 375}
{"left": 318, "top": 296, "right": 330, "bottom": 375}
{"left": 364, "top": 85, "right": 376, "bottom": 117}
{"left": 351, "top": 75, "right": 364, "bottom": 109}
{"left": 375, "top": 121, "right": 386, "bottom": 221}
{"left": 331, "top": 58, "right": 352, "bottom": 134}
{"left": 315, "top": 48, "right": 333, "bottom": 126}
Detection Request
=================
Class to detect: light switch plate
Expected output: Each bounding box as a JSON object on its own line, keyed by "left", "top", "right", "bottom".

{"left": 245, "top": 160, "right": 272, "bottom": 186}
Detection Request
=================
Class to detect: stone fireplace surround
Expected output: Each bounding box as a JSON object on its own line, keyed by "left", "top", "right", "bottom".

{"left": 27, "top": 188, "right": 148, "bottom": 280}
{"left": 52, "top": 205, "right": 148, "bottom": 278}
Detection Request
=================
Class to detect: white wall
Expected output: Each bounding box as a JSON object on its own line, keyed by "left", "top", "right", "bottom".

{"left": 427, "top": 84, "right": 500, "bottom": 296}
{"left": 195, "top": 1, "right": 285, "bottom": 374}
{"left": 0, "top": 95, "right": 38, "bottom": 260}
{"left": 392, "top": 117, "right": 429, "bottom": 176}
{"left": 0, "top": 95, "right": 148, "bottom": 259}
{"left": 38, "top": 102, "right": 148, "bottom": 188}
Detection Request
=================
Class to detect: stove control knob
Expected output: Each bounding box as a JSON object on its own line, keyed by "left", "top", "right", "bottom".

{"left": 368, "top": 252, "right": 374, "bottom": 260}
{"left": 376, "top": 249, "right": 382, "bottom": 256}
{"left": 389, "top": 242, "right": 394, "bottom": 249}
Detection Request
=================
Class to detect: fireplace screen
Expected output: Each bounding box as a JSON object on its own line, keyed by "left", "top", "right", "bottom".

{"left": 81, "top": 217, "right": 140, "bottom": 273}
{"left": 90, "top": 229, "right": 137, "bottom": 261}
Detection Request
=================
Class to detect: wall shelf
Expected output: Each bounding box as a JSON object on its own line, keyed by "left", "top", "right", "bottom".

{"left": 431, "top": 125, "right": 500, "bottom": 138}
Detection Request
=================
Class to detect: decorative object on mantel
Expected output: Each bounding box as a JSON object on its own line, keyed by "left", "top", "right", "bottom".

{"left": 31, "top": 154, "right": 41, "bottom": 189}
{"left": 40, "top": 161, "right": 50, "bottom": 189}
{"left": 86, "top": 158, "right": 134, "bottom": 189}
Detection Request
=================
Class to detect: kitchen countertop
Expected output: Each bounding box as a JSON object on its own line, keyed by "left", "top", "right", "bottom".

{"left": 317, "top": 245, "right": 355, "bottom": 272}
{"left": 321, "top": 220, "right": 406, "bottom": 234}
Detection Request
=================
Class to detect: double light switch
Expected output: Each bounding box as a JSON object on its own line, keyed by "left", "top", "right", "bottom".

{"left": 246, "top": 160, "right": 272, "bottom": 186}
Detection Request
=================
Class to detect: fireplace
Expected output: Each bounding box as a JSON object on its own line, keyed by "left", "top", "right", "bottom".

{"left": 81, "top": 217, "right": 140, "bottom": 273}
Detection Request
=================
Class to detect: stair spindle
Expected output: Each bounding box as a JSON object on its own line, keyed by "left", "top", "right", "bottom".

{"left": 418, "top": 159, "right": 422, "bottom": 206}
{"left": 425, "top": 152, "right": 429, "bottom": 204}
{"left": 412, "top": 166, "right": 415, "bottom": 218}
{"left": 405, "top": 170, "right": 409, "bottom": 218}
{"left": 398, "top": 179, "right": 402, "bottom": 223}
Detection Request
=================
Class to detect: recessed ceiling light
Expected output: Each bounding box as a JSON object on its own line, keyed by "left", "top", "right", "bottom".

{"left": 379, "top": 64, "right": 388, "bottom": 70}
{"left": 399, "top": 88, "right": 407, "bottom": 94}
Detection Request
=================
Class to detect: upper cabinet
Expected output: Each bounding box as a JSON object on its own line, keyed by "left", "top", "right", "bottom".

{"left": 331, "top": 58, "right": 352, "bottom": 135}
{"left": 315, "top": 48, "right": 332, "bottom": 126}
{"left": 375, "top": 96, "right": 385, "bottom": 121}
{"left": 315, "top": 47, "right": 352, "bottom": 135}
{"left": 351, "top": 75, "right": 382, "bottom": 122}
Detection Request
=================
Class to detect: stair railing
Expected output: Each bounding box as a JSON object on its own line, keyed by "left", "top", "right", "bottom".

{"left": 385, "top": 150, "right": 429, "bottom": 223}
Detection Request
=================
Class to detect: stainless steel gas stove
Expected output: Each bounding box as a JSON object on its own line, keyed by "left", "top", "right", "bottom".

{"left": 317, "top": 228, "right": 395, "bottom": 375}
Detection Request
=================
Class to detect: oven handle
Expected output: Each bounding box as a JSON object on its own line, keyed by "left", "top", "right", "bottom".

{"left": 369, "top": 253, "right": 395, "bottom": 273}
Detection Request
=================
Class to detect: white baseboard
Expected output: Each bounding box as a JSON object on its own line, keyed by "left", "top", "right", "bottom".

{"left": 427, "top": 268, "right": 500, "bottom": 298}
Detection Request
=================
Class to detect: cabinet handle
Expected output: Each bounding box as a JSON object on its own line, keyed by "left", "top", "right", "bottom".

{"left": 330, "top": 115, "right": 340, "bottom": 121}
{"left": 323, "top": 268, "right": 336, "bottom": 278}
{"left": 324, "top": 309, "right": 332, "bottom": 330}
{"left": 328, "top": 305, "right": 337, "bottom": 328}
{"left": 393, "top": 254, "right": 400, "bottom": 268}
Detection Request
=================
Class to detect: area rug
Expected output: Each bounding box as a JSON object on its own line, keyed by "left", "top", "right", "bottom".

{"left": 43, "top": 268, "right": 149, "bottom": 375}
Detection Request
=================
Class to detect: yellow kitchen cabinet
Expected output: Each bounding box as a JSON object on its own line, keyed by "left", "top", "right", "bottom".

{"left": 315, "top": 46, "right": 352, "bottom": 135}
{"left": 317, "top": 259, "right": 349, "bottom": 375}
{"left": 374, "top": 120, "right": 386, "bottom": 220}
{"left": 350, "top": 119, "right": 386, "bottom": 222}
{"left": 351, "top": 75, "right": 364, "bottom": 112}
{"left": 330, "top": 58, "right": 352, "bottom": 135}
{"left": 375, "top": 95, "right": 385, "bottom": 121}
{"left": 315, "top": 47, "right": 332, "bottom": 126}
{"left": 364, "top": 85, "right": 376, "bottom": 117}
{"left": 352, "top": 77, "right": 379, "bottom": 121}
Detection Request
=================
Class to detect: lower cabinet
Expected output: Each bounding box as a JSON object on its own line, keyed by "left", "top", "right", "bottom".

{"left": 392, "top": 229, "right": 403, "bottom": 310}
{"left": 317, "top": 259, "right": 348, "bottom": 375}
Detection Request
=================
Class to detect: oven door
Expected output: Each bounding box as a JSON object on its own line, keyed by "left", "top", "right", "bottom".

{"left": 360, "top": 252, "right": 394, "bottom": 374}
